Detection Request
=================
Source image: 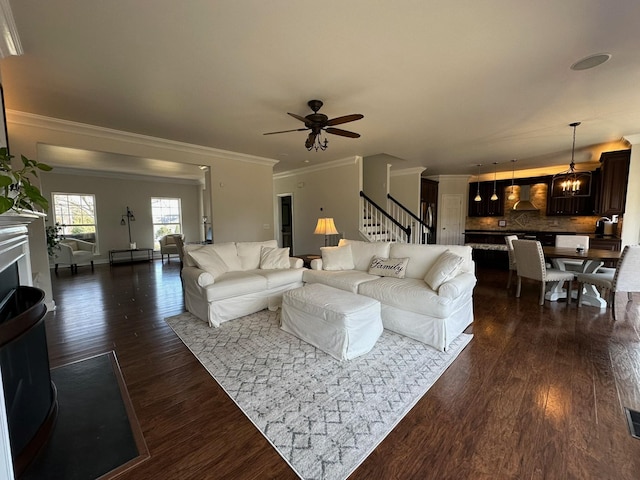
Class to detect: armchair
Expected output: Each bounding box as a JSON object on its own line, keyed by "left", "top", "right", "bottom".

{"left": 52, "top": 238, "right": 96, "bottom": 273}
{"left": 159, "top": 234, "right": 183, "bottom": 263}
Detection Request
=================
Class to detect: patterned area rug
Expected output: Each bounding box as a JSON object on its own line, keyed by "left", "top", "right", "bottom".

{"left": 166, "top": 310, "right": 472, "bottom": 480}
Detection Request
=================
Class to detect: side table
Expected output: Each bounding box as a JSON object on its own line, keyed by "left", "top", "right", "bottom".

{"left": 296, "top": 254, "right": 321, "bottom": 269}
{"left": 109, "top": 248, "right": 154, "bottom": 265}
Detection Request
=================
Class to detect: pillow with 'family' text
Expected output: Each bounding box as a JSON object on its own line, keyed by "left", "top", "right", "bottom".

{"left": 367, "top": 256, "right": 409, "bottom": 278}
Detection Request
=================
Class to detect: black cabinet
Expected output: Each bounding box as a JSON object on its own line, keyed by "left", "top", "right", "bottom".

{"left": 598, "top": 150, "right": 630, "bottom": 216}
{"left": 468, "top": 181, "right": 506, "bottom": 217}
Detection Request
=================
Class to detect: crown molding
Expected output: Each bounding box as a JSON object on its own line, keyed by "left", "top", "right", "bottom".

{"left": 47, "top": 166, "right": 203, "bottom": 186}
{"left": 0, "top": 0, "right": 22, "bottom": 58}
{"left": 390, "top": 167, "right": 426, "bottom": 177}
{"left": 624, "top": 133, "right": 640, "bottom": 145}
{"left": 273, "top": 156, "right": 362, "bottom": 180}
{"left": 6, "top": 110, "right": 278, "bottom": 167}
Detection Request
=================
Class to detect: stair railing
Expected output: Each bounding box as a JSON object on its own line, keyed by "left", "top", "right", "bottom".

{"left": 359, "top": 191, "right": 411, "bottom": 243}
{"left": 386, "top": 194, "right": 431, "bottom": 245}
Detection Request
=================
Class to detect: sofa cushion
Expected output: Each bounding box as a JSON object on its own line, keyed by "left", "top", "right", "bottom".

{"left": 338, "top": 239, "right": 391, "bottom": 271}
{"left": 388, "top": 243, "right": 473, "bottom": 279}
{"left": 358, "top": 277, "right": 456, "bottom": 318}
{"left": 187, "top": 248, "right": 229, "bottom": 279}
{"left": 204, "top": 271, "right": 267, "bottom": 301}
{"left": 184, "top": 243, "right": 242, "bottom": 271}
{"left": 303, "top": 269, "right": 379, "bottom": 294}
{"left": 423, "top": 250, "right": 464, "bottom": 291}
{"left": 259, "top": 246, "right": 290, "bottom": 269}
{"left": 368, "top": 256, "right": 409, "bottom": 278}
{"left": 254, "top": 268, "right": 304, "bottom": 289}
{"left": 237, "top": 240, "right": 278, "bottom": 270}
{"left": 321, "top": 244, "right": 355, "bottom": 271}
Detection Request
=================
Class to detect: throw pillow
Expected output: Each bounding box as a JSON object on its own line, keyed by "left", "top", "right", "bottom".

{"left": 259, "top": 246, "right": 291, "bottom": 269}
{"left": 321, "top": 244, "right": 355, "bottom": 271}
{"left": 368, "top": 256, "right": 409, "bottom": 278}
{"left": 187, "top": 248, "right": 229, "bottom": 279}
{"left": 424, "top": 249, "right": 464, "bottom": 291}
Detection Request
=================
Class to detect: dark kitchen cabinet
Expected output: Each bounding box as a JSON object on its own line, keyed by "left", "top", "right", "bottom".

{"left": 597, "top": 150, "right": 630, "bottom": 216}
{"left": 468, "top": 181, "right": 506, "bottom": 217}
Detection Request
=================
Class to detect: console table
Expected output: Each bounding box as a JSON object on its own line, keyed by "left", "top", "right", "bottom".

{"left": 109, "top": 248, "right": 154, "bottom": 265}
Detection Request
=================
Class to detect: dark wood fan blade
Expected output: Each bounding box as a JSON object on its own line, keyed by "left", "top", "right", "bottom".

{"left": 325, "top": 127, "right": 361, "bottom": 138}
{"left": 287, "top": 112, "right": 309, "bottom": 124}
{"left": 263, "top": 128, "right": 309, "bottom": 135}
{"left": 326, "top": 114, "right": 364, "bottom": 126}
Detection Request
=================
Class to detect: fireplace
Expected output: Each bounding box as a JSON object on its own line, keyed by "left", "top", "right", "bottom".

{"left": 0, "top": 212, "right": 57, "bottom": 477}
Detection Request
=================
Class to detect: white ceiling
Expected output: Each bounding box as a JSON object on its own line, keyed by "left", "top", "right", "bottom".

{"left": 2, "top": 0, "right": 640, "bottom": 177}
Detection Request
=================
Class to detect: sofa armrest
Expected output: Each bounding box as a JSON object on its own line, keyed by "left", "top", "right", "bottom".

{"left": 74, "top": 239, "right": 96, "bottom": 253}
{"left": 182, "top": 265, "right": 215, "bottom": 288}
{"left": 438, "top": 272, "right": 477, "bottom": 299}
{"left": 289, "top": 257, "right": 304, "bottom": 269}
{"left": 310, "top": 258, "right": 323, "bottom": 270}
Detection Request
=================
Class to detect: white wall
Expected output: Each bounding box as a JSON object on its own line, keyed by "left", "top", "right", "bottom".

{"left": 362, "top": 154, "right": 392, "bottom": 206}
{"left": 273, "top": 157, "right": 362, "bottom": 255}
{"left": 41, "top": 170, "right": 202, "bottom": 259}
{"left": 389, "top": 167, "right": 425, "bottom": 216}
{"left": 622, "top": 134, "right": 640, "bottom": 247}
{"left": 6, "top": 111, "right": 278, "bottom": 308}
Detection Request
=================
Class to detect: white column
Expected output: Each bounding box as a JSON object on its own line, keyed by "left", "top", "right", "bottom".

{"left": 622, "top": 134, "right": 640, "bottom": 247}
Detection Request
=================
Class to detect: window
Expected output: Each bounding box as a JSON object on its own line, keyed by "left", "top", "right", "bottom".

{"left": 151, "top": 197, "right": 182, "bottom": 250}
{"left": 52, "top": 193, "right": 98, "bottom": 243}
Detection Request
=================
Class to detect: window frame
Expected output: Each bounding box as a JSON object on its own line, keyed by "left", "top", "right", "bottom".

{"left": 151, "top": 197, "right": 183, "bottom": 250}
{"left": 51, "top": 192, "right": 99, "bottom": 247}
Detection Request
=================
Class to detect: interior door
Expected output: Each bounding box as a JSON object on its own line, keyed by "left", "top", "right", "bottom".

{"left": 279, "top": 195, "right": 293, "bottom": 251}
{"left": 439, "top": 194, "right": 463, "bottom": 245}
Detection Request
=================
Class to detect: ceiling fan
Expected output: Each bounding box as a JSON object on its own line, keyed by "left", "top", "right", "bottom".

{"left": 264, "top": 100, "right": 363, "bottom": 151}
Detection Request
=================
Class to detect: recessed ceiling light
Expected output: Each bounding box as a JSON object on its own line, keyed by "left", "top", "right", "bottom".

{"left": 571, "top": 53, "right": 612, "bottom": 71}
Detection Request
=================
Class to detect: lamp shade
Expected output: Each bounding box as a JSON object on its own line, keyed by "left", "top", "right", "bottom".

{"left": 314, "top": 218, "right": 338, "bottom": 235}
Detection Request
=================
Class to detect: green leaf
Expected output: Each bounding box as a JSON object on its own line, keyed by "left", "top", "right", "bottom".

{"left": 0, "top": 196, "right": 14, "bottom": 214}
{"left": 36, "top": 163, "right": 53, "bottom": 172}
{"left": 0, "top": 174, "right": 12, "bottom": 188}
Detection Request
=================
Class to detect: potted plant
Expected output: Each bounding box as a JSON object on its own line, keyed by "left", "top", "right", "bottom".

{"left": 0, "top": 147, "right": 52, "bottom": 214}
{"left": 46, "top": 222, "right": 62, "bottom": 257}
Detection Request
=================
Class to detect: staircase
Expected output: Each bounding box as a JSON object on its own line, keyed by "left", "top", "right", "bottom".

{"left": 359, "top": 191, "right": 432, "bottom": 244}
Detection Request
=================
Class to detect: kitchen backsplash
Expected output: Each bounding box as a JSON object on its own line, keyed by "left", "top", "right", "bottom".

{"left": 465, "top": 182, "right": 618, "bottom": 234}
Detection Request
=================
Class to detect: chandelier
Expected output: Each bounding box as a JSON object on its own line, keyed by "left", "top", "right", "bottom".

{"left": 551, "top": 122, "right": 592, "bottom": 198}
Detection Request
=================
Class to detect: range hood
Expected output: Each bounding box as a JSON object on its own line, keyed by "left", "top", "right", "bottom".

{"left": 513, "top": 185, "right": 539, "bottom": 211}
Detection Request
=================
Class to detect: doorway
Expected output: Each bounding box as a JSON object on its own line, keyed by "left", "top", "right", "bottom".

{"left": 278, "top": 194, "right": 293, "bottom": 252}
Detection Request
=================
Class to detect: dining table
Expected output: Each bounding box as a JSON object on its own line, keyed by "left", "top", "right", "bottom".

{"left": 542, "top": 246, "right": 622, "bottom": 307}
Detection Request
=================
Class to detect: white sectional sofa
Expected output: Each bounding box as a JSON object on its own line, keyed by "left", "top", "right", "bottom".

{"left": 303, "top": 239, "right": 476, "bottom": 351}
{"left": 182, "top": 240, "right": 305, "bottom": 327}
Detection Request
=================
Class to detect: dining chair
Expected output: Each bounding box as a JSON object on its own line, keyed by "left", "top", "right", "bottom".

{"left": 504, "top": 235, "right": 518, "bottom": 289}
{"left": 554, "top": 235, "right": 591, "bottom": 272}
{"left": 512, "top": 239, "right": 575, "bottom": 306}
{"left": 576, "top": 245, "right": 640, "bottom": 319}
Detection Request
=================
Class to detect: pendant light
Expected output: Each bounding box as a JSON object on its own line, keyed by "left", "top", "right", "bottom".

{"left": 551, "top": 122, "right": 592, "bottom": 198}
{"left": 490, "top": 162, "right": 499, "bottom": 201}
{"left": 508, "top": 159, "right": 517, "bottom": 200}
{"left": 474, "top": 164, "right": 482, "bottom": 202}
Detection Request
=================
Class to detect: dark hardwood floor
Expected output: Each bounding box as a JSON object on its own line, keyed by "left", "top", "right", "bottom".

{"left": 43, "top": 260, "right": 640, "bottom": 479}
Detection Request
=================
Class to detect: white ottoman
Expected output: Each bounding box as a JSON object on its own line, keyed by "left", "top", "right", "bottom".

{"left": 281, "top": 283, "right": 382, "bottom": 361}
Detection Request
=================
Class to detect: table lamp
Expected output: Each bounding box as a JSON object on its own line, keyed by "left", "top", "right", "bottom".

{"left": 314, "top": 217, "right": 339, "bottom": 246}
